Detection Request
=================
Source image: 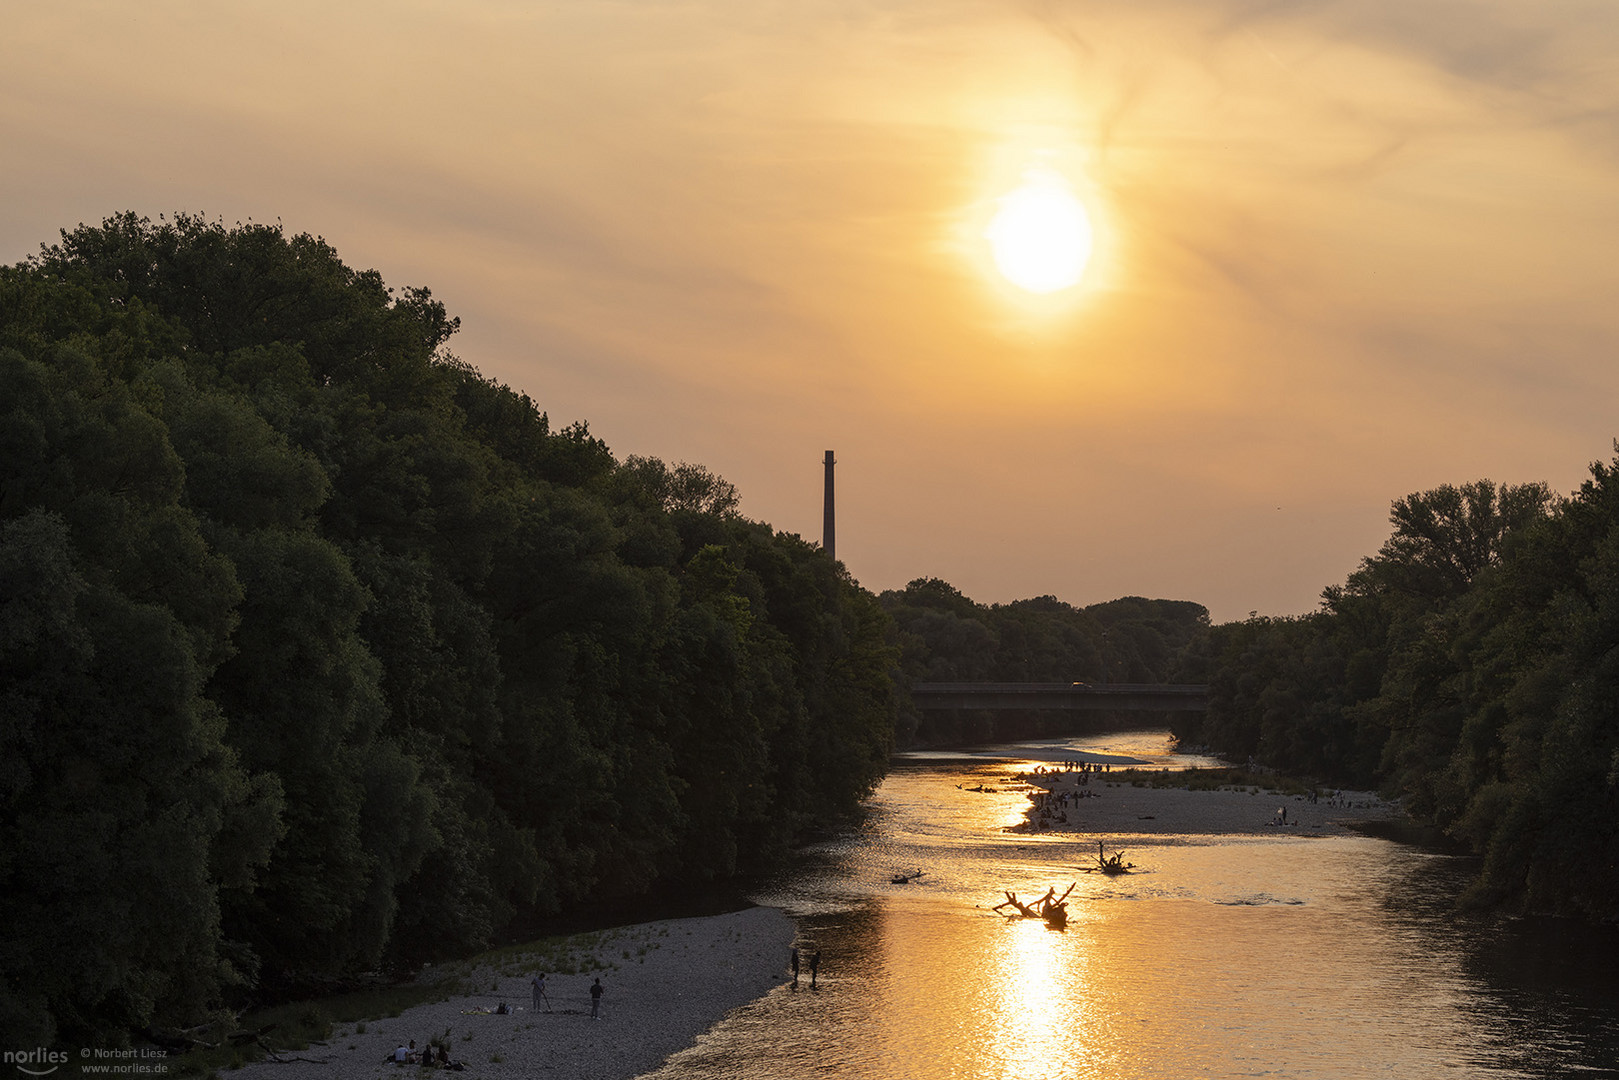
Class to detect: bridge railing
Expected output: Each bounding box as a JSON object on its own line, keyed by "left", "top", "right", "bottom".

{"left": 909, "top": 682, "right": 1209, "bottom": 711}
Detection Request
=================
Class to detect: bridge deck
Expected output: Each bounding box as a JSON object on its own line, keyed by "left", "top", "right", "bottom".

{"left": 910, "top": 682, "right": 1208, "bottom": 711}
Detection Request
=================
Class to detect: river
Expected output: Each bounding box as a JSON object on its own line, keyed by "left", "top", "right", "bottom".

{"left": 642, "top": 731, "right": 1619, "bottom": 1079}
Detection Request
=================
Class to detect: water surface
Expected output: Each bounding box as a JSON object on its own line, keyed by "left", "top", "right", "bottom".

{"left": 644, "top": 732, "right": 1619, "bottom": 1079}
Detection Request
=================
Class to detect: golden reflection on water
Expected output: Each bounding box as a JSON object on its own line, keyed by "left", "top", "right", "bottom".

{"left": 989, "top": 915, "right": 1097, "bottom": 1077}
{"left": 861, "top": 752, "right": 1500, "bottom": 1080}
{"left": 647, "top": 740, "right": 1619, "bottom": 1079}
{"left": 873, "top": 872, "right": 1406, "bottom": 1079}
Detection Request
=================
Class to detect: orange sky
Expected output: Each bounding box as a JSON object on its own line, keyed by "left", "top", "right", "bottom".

{"left": 6, "top": 0, "right": 1619, "bottom": 622}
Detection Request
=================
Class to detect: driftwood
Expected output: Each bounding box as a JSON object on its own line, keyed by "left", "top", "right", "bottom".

{"left": 993, "top": 891, "right": 1039, "bottom": 918}
{"left": 1081, "top": 841, "right": 1135, "bottom": 875}
{"left": 992, "top": 882, "right": 1075, "bottom": 927}
{"left": 247, "top": 1030, "right": 334, "bottom": 1064}
{"left": 260, "top": 1050, "right": 333, "bottom": 1065}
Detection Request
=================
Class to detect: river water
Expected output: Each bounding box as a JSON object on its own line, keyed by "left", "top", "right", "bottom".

{"left": 643, "top": 731, "right": 1619, "bottom": 1080}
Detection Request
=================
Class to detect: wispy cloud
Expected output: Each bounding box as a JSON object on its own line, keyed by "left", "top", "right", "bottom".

{"left": 3, "top": 0, "right": 1617, "bottom": 619}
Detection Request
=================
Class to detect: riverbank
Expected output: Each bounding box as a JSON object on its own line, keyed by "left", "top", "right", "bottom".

{"left": 223, "top": 905, "right": 795, "bottom": 1080}
{"left": 1011, "top": 768, "right": 1400, "bottom": 837}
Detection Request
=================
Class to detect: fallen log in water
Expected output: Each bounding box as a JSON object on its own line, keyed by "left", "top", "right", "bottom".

{"left": 992, "top": 882, "right": 1075, "bottom": 927}
{"left": 1080, "top": 840, "right": 1135, "bottom": 875}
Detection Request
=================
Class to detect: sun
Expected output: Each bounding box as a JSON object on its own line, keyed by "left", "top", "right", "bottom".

{"left": 985, "top": 168, "right": 1094, "bottom": 294}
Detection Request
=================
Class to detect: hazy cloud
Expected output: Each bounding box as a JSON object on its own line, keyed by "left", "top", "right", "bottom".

{"left": 4, "top": 0, "right": 1617, "bottom": 619}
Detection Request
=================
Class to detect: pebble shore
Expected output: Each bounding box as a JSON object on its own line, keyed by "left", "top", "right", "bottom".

{"left": 225, "top": 905, "right": 795, "bottom": 1080}
{"left": 1015, "top": 768, "right": 1399, "bottom": 836}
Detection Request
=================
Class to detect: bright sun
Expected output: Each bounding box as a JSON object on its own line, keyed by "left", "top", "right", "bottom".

{"left": 985, "top": 168, "right": 1094, "bottom": 294}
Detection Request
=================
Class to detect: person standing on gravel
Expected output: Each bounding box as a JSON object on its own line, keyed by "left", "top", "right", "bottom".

{"left": 590, "top": 977, "right": 604, "bottom": 1019}
{"left": 532, "top": 972, "right": 551, "bottom": 1012}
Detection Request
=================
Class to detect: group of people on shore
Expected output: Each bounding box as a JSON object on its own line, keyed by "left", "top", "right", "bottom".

{"left": 389, "top": 1039, "right": 463, "bottom": 1070}
{"left": 1007, "top": 761, "right": 1126, "bottom": 833}
{"left": 1028, "top": 762, "right": 1113, "bottom": 779}
{"left": 1021, "top": 767, "right": 1107, "bottom": 831}
{"left": 389, "top": 970, "right": 603, "bottom": 1065}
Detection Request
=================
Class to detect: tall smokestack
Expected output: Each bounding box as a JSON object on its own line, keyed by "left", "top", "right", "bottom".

{"left": 823, "top": 450, "right": 836, "bottom": 561}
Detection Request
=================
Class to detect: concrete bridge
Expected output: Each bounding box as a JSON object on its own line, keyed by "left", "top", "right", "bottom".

{"left": 911, "top": 682, "right": 1208, "bottom": 712}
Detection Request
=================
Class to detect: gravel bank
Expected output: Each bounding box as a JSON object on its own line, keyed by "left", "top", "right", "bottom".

{"left": 1015, "top": 769, "right": 1399, "bottom": 837}
{"left": 227, "top": 905, "right": 795, "bottom": 1080}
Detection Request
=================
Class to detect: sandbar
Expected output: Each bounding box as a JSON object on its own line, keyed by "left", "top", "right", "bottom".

{"left": 1010, "top": 768, "right": 1399, "bottom": 837}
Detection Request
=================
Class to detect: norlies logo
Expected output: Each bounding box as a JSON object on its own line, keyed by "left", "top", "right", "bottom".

{"left": 4, "top": 1048, "right": 67, "bottom": 1076}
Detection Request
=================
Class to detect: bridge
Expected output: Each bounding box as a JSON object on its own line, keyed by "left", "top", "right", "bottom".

{"left": 910, "top": 682, "right": 1208, "bottom": 712}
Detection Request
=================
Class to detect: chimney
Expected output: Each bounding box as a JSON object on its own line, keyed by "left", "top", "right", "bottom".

{"left": 823, "top": 450, "right": 836, "bottom": 561}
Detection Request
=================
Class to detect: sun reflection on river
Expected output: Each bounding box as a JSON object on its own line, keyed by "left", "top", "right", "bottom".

{"left": 646, "top": 734, "right": 1619, "bottom": 1080}
{"left": 989, "top": 916, "right": 1094, "bottom": 1076}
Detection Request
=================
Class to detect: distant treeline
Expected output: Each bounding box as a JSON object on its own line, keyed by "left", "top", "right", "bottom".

{"left": 1177, "top": 477, "right": 1619, "bottom": 921}
{"left": 879, "top": 578, "right": 1209, "bottom": 744}
{"left": 0, "top": 214, "right": 897, "bottom": 1046}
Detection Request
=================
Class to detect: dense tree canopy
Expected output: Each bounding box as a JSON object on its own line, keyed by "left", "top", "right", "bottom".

{"left": 1182, "top": 476, "right": 1619, "bottom": 921}
{"left": 879, "top": 579, "right": 1209, "bottom": 744}
{"left": 0, "top": 214, "right": 898, "bottom": 1046}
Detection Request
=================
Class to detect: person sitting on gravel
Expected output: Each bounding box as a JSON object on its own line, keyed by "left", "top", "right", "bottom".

{"left": 426, "top": 1045, "right": 465, "bottom": 1072}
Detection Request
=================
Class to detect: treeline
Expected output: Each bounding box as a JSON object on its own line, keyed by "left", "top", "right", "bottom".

{"left": 0, "top": 214, "right": 897, "bottom": 1047}
{"left": 1178, "top": 476, "right": 1619, "bottom": 920}
{"left": 879, "top": 578, "right": 1209, "bottom": 744}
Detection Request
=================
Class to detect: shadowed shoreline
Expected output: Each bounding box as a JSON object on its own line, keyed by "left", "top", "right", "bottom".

{"left": 223, "top": 907, "right": 796, "bottom": 1080}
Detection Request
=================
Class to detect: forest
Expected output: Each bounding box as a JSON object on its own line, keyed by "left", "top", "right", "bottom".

{"left": 0, "top": 215, "right": 898, "bottom": 1047}
{"left": 1176, "top": 477, "right": 1619, "bottom": 923}
{"left": 878, "top": 579, "right": 1209, "bottom": 745}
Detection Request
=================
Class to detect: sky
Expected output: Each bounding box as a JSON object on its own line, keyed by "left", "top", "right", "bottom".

{"left": 5, "top": 0, "right": 1619, "bottom": 623}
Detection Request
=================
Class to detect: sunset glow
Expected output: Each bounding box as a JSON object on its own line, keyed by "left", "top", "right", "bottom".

{"left": 986, "top": 169, "right": 1094, "bottom": 293}
{"left": 4, "top": 1, "right": 1619, "bottom": 621}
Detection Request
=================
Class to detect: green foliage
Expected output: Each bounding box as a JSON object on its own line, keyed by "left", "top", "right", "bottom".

{"left": 1197, "top": 472, "right": 1619, "bottom": 921}
{"left": 881, "top": 581, "right": 1206, "bottom": 686}
{"left": 0, "top": 346, "right": 277, "bottom": 1045}
{"left": 1109, "top": 767, "right": 1314, "bottom": 797}
{"left": 0, "top": 214, "right": 899, "bottom": 1047}
{"left": 879, "top": 580, "right": 1209, "bottom": 744}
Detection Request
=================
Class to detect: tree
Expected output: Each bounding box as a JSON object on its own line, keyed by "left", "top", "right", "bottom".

{"left": 1340, "top": 480, "right": 1556, "bottom": 605}
{"left": 0, "top": 341, "right": 279, "bottom": 1047}
{"left": 2, "top": 213, "right": 912, "bottom": 1042}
